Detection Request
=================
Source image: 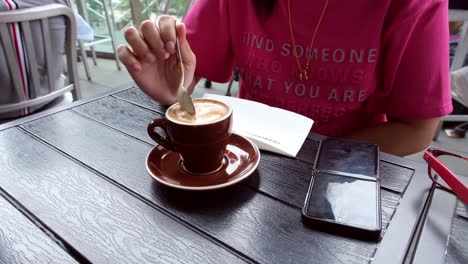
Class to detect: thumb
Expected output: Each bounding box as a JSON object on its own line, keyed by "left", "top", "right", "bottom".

{"left": 176, "top": 23, "right": 194, "bottom": 63}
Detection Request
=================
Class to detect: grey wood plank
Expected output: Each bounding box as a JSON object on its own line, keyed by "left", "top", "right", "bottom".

{"left": 456, "top": 201, "right": 468, "bottom": 219}
{"left": 245, "top": 152, "right": 314, "bottom": 207}
{"left": 72, "top": 96, "right": 163, "bottom": 144}
{"left": 446, "top": 217, "right": 468, "bottom": 264}
{"left": 113, "top": 88, "right": 168, "bottom": 114}
{"left": 81, "top": 94, "right": 414, "bottom": 194}
{"left": 22, "top": 111, "right": 381, "bottom": 264}
{"left": 71, "top": 97, "right": 315, "bottom": 208}
{"left": 0, "top": 194, "right": 77, "bottom": 264}
{"left": 246, "top": 152, "right": 401, "bottom": 231}
{"left": 69, "top": 97, "right": 326, "bottom": 208}
{"left": 380, "top": 190, "right": 401, "bottom": 236}
{"left": 69, "top": 97, "right": 402, "bottom": 233}
{"left": 295, "top": 138, "right": 320, "bottom": 164}
{"left": 0, "top": 86, "right": 133, "bottom": 132}
{"left": 114, "top": 89, "right": 415, "bottom": 194}
{"left": 0, "top": 128, "right": 246, "bottom": 264}
{"left": 379, "top": 160, "right": 414, "bottom": 194}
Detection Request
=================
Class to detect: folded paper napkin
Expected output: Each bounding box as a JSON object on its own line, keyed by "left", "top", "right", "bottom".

{"left": 203, "top": 94, "right": 314, "bottom": 157}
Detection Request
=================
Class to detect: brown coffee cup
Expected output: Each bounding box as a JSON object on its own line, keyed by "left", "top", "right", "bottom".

{"left": 147, "top": 98, "right": 233, "bottom": 174}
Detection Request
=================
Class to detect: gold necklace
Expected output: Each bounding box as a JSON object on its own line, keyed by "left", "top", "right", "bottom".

{"left": 287, "top": 0, "right": 329, "bottom": 81}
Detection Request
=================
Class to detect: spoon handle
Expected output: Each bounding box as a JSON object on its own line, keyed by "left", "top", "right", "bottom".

{"left": 175, "top": 22, "right": 196, "bottom": 115}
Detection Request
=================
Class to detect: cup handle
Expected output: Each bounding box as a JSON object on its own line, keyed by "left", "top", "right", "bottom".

{"left": 147, "top": 119, "right": 175, "bottom": 151}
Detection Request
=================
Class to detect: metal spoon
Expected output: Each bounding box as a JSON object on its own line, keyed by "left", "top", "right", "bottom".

{"left": 175, "top": 23, "right": 196, "bottom": 115}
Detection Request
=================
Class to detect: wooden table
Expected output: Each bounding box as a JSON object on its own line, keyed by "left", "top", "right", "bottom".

{"left": 0, "top": 84, "right": 465, "bottom": 264}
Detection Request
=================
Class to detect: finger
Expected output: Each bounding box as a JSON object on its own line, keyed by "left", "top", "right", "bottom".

{"left": 176, "top": 23, "right": 193, "bottom": 62}
{"left": 140, "top": 20, "right": 169, "bottom": 60}
{"left": 124, "top": 27, "right": 155, "bottom": 63}
{"left": 117, "top": 45, "right": 142, "bottom": 73}
{"left": 157, "top": 15, "right": 177, "bottom": 54}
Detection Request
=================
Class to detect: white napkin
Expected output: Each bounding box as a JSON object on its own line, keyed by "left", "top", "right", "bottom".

{"left": 451, "top": 66, "right": 468, "bottom": 106}
{"left": 76, "top": 13, "right": 94, "bottom": 41}
{"left": 203, "top": 94, "right": 314, "bottom": 157}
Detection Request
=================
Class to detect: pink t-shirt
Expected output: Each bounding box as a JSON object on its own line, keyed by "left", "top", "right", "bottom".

{"left": 184, "top": 0, "right": 453, "bottom": 137}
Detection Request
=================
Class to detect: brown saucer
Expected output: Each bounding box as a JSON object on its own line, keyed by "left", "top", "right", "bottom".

{"left": 146, "top": 133, "right": 260, "bottom": 190}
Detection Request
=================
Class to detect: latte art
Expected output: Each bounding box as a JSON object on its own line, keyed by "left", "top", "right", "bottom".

{"left": 168, "top": 99, "right": 230, "bottom": 124}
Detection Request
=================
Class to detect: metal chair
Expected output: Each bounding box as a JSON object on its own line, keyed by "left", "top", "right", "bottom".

{"left": 203, "top": 68, "right": 240, "bottom": 97}
{"left": 0, "top": 4, "right": 81, "bottom": 116}
{"left": 74, "top": 0, "right": 121, "bottom": 81}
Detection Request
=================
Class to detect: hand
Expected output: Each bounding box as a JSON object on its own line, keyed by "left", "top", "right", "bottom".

{"left": 117, "top": 16, "right": 196, "bottom": 105}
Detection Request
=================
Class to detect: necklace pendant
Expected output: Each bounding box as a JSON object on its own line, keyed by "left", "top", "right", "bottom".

{"left": 298, "top": 69, "right": 308, "bottom": 81}
{"left": 303, "top": 70, "right": 309, "bottom": 81}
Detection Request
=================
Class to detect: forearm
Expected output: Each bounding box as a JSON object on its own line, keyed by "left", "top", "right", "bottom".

{"left": 343, "top": 118, "right": 440, "bottom": 156}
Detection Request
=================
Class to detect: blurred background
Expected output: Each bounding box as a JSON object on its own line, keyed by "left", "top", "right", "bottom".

{"left": 72, "top": 0, "right": 238, "bottom": 100}
{"left": 75, "top": 0, "right": 192, "bottom": 54}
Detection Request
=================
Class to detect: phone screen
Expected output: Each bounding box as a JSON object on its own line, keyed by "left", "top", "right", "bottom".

{"left": 317, "top": 138, "right": 378, "bottom": 177}
{"left": 305, "top": 172, "right": 379, "bottom": 230}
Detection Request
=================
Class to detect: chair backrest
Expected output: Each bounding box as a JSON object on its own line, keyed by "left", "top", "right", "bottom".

{"left": 0, "top": 4, "right": 81, "bottom": 114}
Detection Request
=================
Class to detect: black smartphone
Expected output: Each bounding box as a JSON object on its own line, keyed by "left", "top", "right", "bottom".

{"left": 302, "top": 137, "right": 382, "bottom": 241}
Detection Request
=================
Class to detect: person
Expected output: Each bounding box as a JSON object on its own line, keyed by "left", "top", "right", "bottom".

{"left": 117, "top": 0, "right": 453, "bottom": 156}
{"left": 0, "top": 0, "right": 93, "bottom": 120}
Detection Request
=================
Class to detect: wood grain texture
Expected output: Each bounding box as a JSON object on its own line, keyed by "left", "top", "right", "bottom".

{"left": 455, "top": 201, "right": 468, "bottom": 219}
{"left": 77, "top": 95, "right": 414, "bottom": 196}
{"left": 379, "top": 161, "right": 414, "bottom": 194}
{"left": 113, "top": 88, "right": 167, "bottom": 114}
{"left": 380, "top": 190, "right": 401, "bottom": 236}
{"left": 112, "top": 88, "right": 414, "bottom": 194}
{"left": 72, "top": 96, "right": 163, "bottom": 144}
{"left": 244, "top": 151, "right": 314, "bottom": 208}
{"left": 446, "top": 217, "right": 468, "bottom": 264}
{"left": 0, "top": 194, "right": 77, "bottom": 264}
{"left": 22, "top": 111, "right": 381, "bottom": 264}
{"left": 247, "top": 151, "right": 401, "bottom": 232}
{"left": 295, "top": 138, "right": 320, "bottom": 164}
{"left": 67, "top": 98, "right": 402, "bottom": 234}
{"left": 0, "top": 128, "right": 245, "bottom": 264}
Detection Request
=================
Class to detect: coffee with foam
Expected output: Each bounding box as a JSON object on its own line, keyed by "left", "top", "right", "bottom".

{"left": 168, "top": 99, "right": 230, "bottom": 125}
